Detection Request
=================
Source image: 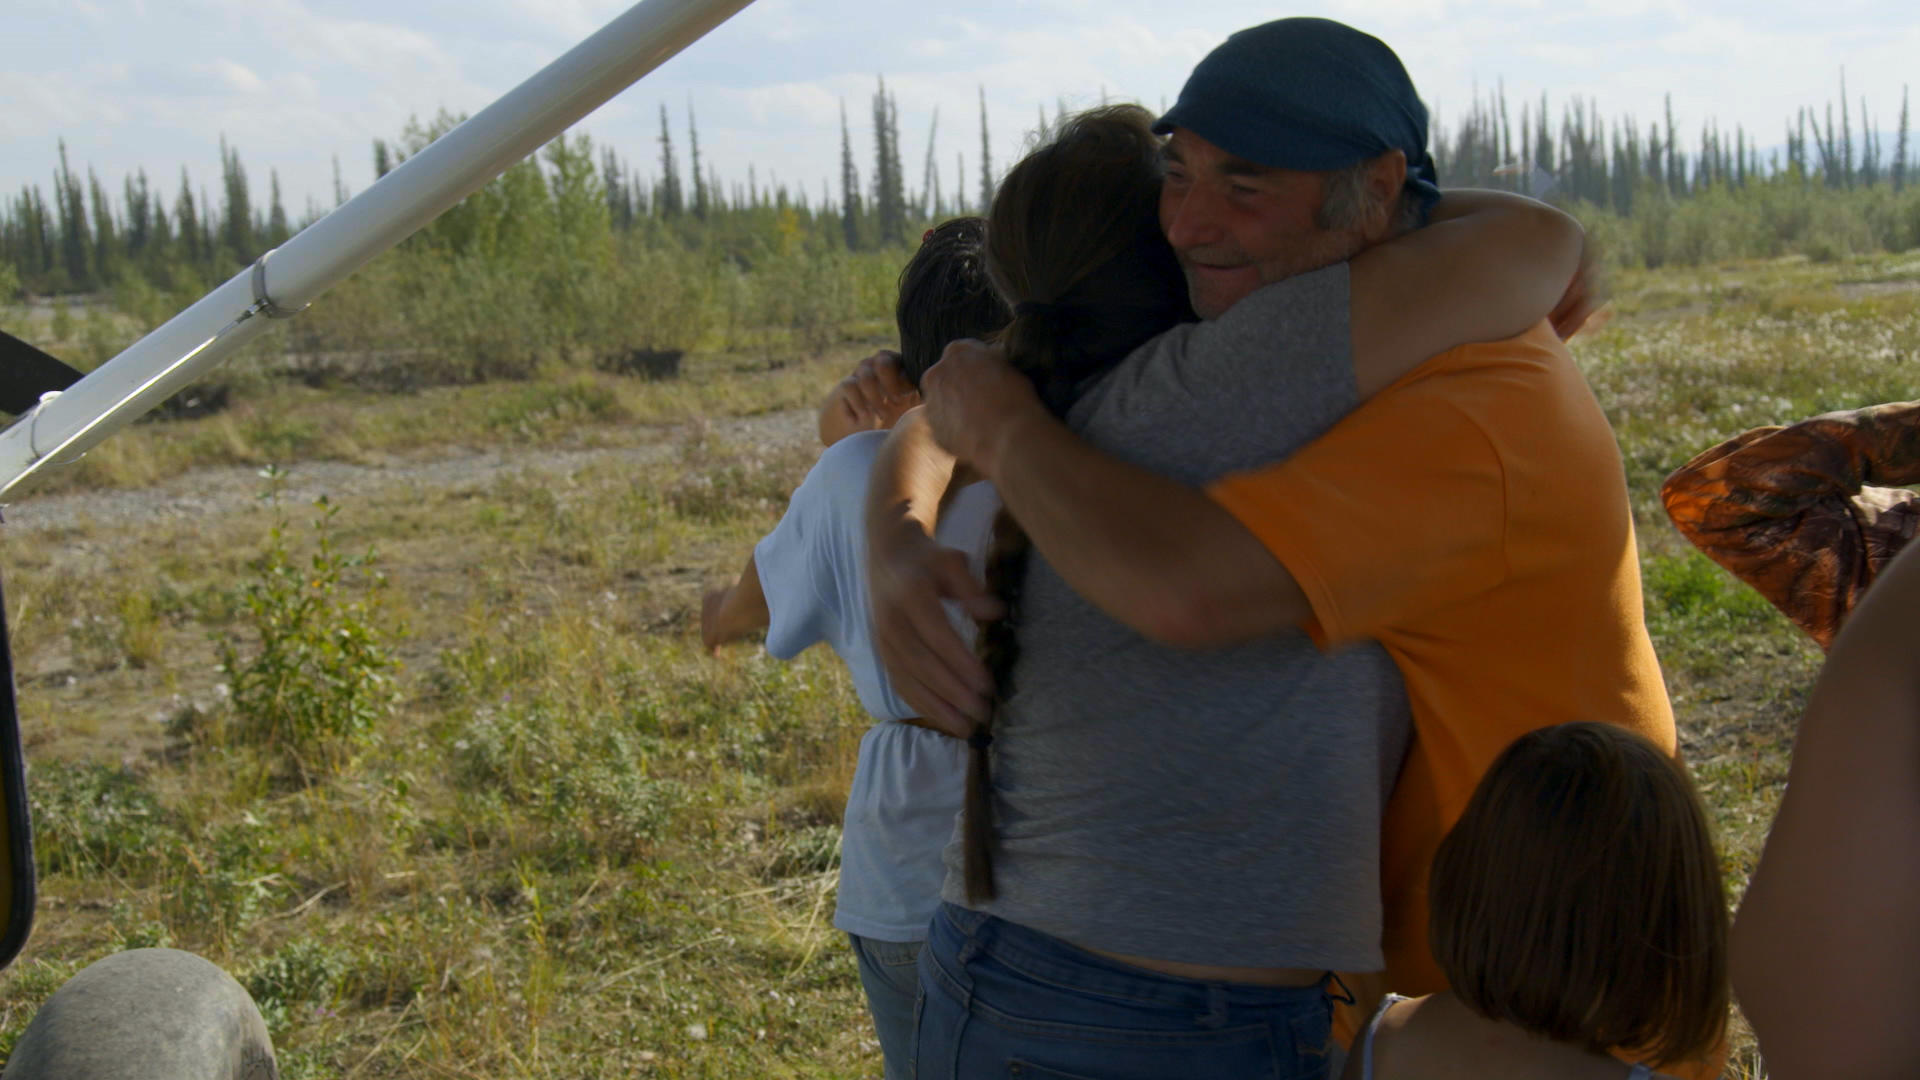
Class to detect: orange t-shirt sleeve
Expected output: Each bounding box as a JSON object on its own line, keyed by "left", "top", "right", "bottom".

{"left": 1207, "top": 375, "right": 1508, "bottom": 647}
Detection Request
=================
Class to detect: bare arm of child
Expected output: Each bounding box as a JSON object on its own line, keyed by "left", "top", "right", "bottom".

{"left": 700, "top": 552, "right": 770, "bottom": 655}
{"left": 1348, "top": 189, "right": 1587, "bottom": 399}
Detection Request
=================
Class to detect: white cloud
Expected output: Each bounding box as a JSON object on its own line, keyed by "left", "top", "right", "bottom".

{"left": 199, "top": 59, "right": 263, "bottom": 93}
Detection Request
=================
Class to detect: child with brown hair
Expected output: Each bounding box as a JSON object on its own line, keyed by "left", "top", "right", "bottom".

{"left": 1347, "top": 722, "right": 1729, "bottom": 1080}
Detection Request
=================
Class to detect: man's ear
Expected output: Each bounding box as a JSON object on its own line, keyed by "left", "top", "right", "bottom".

{"left": 1365, "top": 149, "right": 1408, "bottom": 233}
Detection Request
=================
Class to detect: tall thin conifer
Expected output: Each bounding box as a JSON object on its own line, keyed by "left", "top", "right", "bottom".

{"left": 978, "top": 86, "right": 994, "bottom": 212}
{"left": 1895, "top": 85, "right": 1910, "bottom": 193}
{"left": 840, "top": 101, "right": 861, "bottom": 249}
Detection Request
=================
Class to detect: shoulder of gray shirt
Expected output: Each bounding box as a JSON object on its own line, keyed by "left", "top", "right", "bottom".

{"left": 1068, "top": 262, "right": 1355, "bottom": 484}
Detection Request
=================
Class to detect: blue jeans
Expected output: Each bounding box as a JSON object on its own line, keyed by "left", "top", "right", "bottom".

{"left": 915, "top": 903, "right": 1334, "bottom": 1080}
{"left": 850, "top": 933, "right": 924, "bottom": 1080}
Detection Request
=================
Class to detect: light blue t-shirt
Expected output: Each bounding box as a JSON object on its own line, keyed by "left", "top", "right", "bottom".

{"left": 753, "top": 430, "right": 1001, "bottom": 942}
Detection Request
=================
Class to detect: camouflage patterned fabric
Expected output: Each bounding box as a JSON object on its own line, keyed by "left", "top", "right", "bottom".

{"left": 1660, "top": 401, "right": 1920, "bottom": 651}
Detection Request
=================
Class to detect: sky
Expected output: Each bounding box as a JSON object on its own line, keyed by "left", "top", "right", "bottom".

{"left": 5, "top": 0, "right": 1918, "bottom": 221}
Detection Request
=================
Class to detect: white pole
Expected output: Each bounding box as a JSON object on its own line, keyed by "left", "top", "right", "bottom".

{"left": 0, "top": 0, "right": 756, "bottom": 500}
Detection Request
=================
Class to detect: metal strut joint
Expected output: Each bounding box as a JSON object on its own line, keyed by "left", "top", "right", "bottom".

{"left": 249, "top": 248, "right": 309, "bottom": 319}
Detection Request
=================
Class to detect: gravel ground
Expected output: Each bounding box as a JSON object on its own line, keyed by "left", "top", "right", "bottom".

{"left": 1, "top": 408, "right": 817, "bottom": 540}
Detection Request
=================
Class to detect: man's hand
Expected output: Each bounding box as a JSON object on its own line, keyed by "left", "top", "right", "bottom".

{"left": 820, "top": 349, "right": 920, "bottom": 446}
{"left": 1550, "top": 233, "right": 1610, "bottom": 340}
{"left": 920, "top": 339, "right": 1046, "bottom": 474}
{"left": 868, "top": 514, "right": 1002, "bottom": 737}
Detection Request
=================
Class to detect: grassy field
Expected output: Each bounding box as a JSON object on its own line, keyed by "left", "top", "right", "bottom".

{"left": 2, "top": 251, "right": 1918, "bottom": 1076}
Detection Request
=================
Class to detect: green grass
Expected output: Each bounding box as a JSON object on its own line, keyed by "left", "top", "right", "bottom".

{"left": 5, "top": 251, "right": 1919, "bottom": 1076}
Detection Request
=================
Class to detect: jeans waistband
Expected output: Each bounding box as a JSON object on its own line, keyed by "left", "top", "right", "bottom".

{"left": 935, "top": 902, "right": 1333, "bottom": 1014}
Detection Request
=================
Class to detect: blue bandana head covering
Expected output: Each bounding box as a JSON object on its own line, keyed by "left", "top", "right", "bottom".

{"left": 1154, "top": 17, "right": 1441, "bottom": 216}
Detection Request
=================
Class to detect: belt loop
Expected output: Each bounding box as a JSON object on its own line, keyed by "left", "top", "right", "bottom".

{"left": 956, "top": 909, "right": 988, "bottom": 967}
{"left": 1196, "top": 982, "right": 1230, "bottom": 1029}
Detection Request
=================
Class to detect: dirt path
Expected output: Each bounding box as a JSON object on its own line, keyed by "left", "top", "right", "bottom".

{"left": 1, "top": 408, "right": 817, "bottom": 539}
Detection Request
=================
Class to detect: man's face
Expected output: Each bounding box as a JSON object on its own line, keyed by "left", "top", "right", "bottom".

{"left": 1159, "top": 128, "right": 1364, "bottom": 319}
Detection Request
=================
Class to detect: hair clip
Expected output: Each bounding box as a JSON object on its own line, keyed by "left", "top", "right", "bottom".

{"left": 922, "top": 229, "right": 935, "bottom": 244}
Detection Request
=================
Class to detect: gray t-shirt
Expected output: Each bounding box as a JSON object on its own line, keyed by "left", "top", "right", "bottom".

{"left": 940, "top": 263, "right": 1413, "bottom": 971}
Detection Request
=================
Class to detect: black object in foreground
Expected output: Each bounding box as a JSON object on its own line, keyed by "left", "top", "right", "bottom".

{"left": 0, "top": 329, "right": 85, "bottom": 417}
{"left": 0, "top": 571, "right": 33, "bottom": 972}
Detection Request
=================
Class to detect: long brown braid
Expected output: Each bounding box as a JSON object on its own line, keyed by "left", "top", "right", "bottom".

{"left": 961, "top": 105, "right": 1195, "bottom": 903}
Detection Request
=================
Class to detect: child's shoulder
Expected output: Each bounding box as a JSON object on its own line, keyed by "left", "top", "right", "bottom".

{"left": 812, "top": 430, "right": 889, "bottom": 476}
{"left": 790, "top": 431, "right": 889, "bottom": 508}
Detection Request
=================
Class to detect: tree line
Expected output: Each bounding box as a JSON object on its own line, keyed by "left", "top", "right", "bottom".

{"left": 3, "top": 74, "right": 1918, "bottom": 302}
{"left": 0, "top": 75, "right": 992, "bottom": 300}
{"left": 1434, "top": 76, "right": 1913, "bottom": 212}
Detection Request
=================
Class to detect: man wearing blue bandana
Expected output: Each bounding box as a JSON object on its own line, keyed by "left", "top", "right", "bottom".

{"left": 866, "top": 15, "right": 1674, "bottom": 1080}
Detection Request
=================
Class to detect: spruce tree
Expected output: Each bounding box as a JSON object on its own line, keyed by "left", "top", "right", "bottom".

{"left": 978, "top": 86, "right": 995, "bottom": 214}
{"left": 872, "top": 78, "right": 902, "bottom": 245}
{"left": 201, "top": 184, "right": 216, "bottom": 263}
{"left": 601, "top": 147, "right": 632, "bottom": 229}
{"left": 54, "top": 140, "right": 91, "bottom": 290}
{"left": 220, "top": 136, "right": 254, "bottom": 261}
{"left": 657, "top": 104, "right": 684, "bottom": 216}
{"left": 87, "top": 168, "right": 116, "bottom": 281}
{"left": 1840, "top": 70, "right": 1854, "bottom": 187}
{"left": 123, "top": 171, "right": 151, "bottom": 260}
{"left": 1664, "top": 95, "right": 1682, "bottom": 194}
{"left": 688, "top": 102, "right": 708, "bottom": 220}
{"left": 840, "top": 101, "right": 862, "bottom": 250}
{"left": 1821, "top": 103, "right": 1840, "bottom": 186}
{"left": 1497, "top": 82, "right": 1513, "bottom": 178}
{"left": 1895, "top": 85, "right": 1910, "bottom": 193}
{"left": 267, "top": 169, "right": 290, "bottom": 245}
{"left": 175, "top": 168, "right": 201, "bottom": 267}
{"left": 1860, "top": 100, "right": 1879, "bottom": 185}
{"left": 921, "top": 107, "right": 940, "bottom": 219}
{"left": 1534, "top": 92, "right": 1551, "bottom": 175}
{"left": 27, "top": 186, "right": 56, "bottom": 284}
{"left": 147, "top": 185, "right": 170, "bottom": 262}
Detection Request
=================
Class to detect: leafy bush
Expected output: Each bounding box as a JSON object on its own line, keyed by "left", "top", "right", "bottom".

{"left": 217, "top": 470, "right": 401, "bottom": 779}
{"left": 248, "top": 939, "right": 348, "bottom": 1030}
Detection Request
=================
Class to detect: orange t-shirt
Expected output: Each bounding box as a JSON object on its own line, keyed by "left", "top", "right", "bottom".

{"left": 1209, "top": 320, "right": 1683, "bottom": 1041}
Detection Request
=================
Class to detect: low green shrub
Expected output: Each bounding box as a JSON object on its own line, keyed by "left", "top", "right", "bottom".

{"left": 216, "top": 470, "right": 402, "bottom": 780}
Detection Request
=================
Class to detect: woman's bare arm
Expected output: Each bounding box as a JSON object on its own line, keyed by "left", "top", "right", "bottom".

{"left": 1731, "top": 535, "right": 1920, "bottom": 1079}
{"left": 1348, "top": 189, "right": 1585, "bottom": 398}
